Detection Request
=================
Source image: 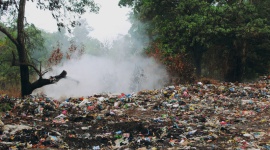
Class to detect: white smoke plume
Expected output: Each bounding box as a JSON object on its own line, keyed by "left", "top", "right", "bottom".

{"left": 33, "top": 0, "right": 169, "bottom": 99}
{"left": 39, "top": 37, "right": 168, "bottom": 99}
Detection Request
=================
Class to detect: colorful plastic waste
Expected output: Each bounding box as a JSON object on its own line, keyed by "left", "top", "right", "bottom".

{"left": 0, "top": 77, "right": 269, "bottom": 149}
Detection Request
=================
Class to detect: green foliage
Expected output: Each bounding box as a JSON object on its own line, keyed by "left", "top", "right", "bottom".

{"left": 0, "top": 0, "right": 100, "bottom": 96}
{"left": 0, "top": 24, "right": 20, "bottom": 88}
{"left": 208, "top": 2, "right": 270, "bottom": 81}
{"left": 1, "top": 0, "right": 100, "bottom": 32}
{"left": 0, "top": 102, "right": 13, "bottom": 112}
{"left": 34, "top": 0, "right": 100, "bottom": 32}
{"left": 25, "top": 24, "right": 45, "bottom": 54}
{"left": 0, "top": 23, "right": 45, "bottom": 88}
{"left": 120, "top": 0, "right": 270, "bottom": 82}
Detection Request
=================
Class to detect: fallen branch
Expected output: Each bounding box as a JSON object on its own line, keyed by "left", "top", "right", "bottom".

{"left": 30, "top": 70, "right": 67, "bottom": 94}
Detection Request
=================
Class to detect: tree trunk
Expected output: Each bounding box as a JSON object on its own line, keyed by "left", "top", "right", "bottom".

{"left": 192, "top": 45, "right": 204, "bottom": 78}
{"left": 1, "top": 0, "right": 68, "bottom": 97}
{"left": 224, "top": 40, "right": 246, "bottom": 82}
{"left": 194, "top": 53, "right": 202, "bottom": 78}
{"left": 17, "top": 0, "right": 30, "bottom": 97}
{"left": 19, "top": 63, "right": 32, "bottom": 96}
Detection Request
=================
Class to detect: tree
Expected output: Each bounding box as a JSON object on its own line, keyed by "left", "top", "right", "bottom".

{"left": 119, "top": 0, "right": 218, "bottom": 78}
{"left": 205, "top": 1, "right": 270, "bottom": 81}
{"left": 120, "top": 0, "right": 270, "bottom": 82}
{"left": 0, "top": 23, "right": 45, "bottom": 93}
{"left": 0, "top": 0, "right": 99, "bottom": 97}
{"left": 0, "top": 27, "right": 20, "bottom": 91}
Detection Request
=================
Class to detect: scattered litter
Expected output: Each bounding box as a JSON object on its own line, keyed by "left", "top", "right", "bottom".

{"left": 0, "top": 77, "right": 270, "bottom": 149}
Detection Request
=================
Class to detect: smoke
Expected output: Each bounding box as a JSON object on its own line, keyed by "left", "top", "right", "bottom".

{"left": 34, "top": 0, "right": 169, "bottom": 99}
{"left": 38, "top": 36, "right": 169, "bottom": 99}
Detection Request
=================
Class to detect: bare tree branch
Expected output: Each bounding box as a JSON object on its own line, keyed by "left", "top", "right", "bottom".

{"left": 31, "top": 70, "right": 67, "bottom": 90}
{"left": 11, "top": 51, "right": 43, "bottom": 77}
{"left": 41, "top": 69, "right": 51, "bottom": 76}
{"left": 0, "top": 25, "right": 18, "bottom": 47}
{"left": 30, "top": 58, "right": 52, "bottom": 76}
{"left": 14, "top": 0, "right": 19, "bottom": 11}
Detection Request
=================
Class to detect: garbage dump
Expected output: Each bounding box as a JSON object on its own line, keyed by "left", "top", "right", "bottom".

{"left": 0, "top": 77, "right": 270, "bottom": 149}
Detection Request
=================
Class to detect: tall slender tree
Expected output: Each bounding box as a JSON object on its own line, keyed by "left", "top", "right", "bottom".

{"left": 0, "top": 0, "right": 99, "bottom": 96}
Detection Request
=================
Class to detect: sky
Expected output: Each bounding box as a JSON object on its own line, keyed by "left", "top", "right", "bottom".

{"left": 25, "top": 0, "right": 132, "bottom": 41}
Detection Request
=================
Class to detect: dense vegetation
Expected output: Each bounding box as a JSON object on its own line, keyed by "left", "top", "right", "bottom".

{"left": 1, "top": 0, "right": 270, "bottom": 97}
{"left": 119, "top": 0, "right": 270, "bottom": 83}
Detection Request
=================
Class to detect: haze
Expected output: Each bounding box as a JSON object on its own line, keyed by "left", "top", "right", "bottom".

{"left": 26, "top": 0, "right": 169, "bottom": 98}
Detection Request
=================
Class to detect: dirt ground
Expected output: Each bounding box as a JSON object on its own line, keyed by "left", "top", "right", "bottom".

{"left": 1, "top": 79, "right": 270, "bottom": 149}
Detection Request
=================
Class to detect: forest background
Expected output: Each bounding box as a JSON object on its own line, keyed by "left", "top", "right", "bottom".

{"left": 0, "top": 0, "right": 270, "bottom": 97}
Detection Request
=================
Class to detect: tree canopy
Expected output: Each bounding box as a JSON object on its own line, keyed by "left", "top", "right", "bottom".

{"left": 119, "top": 0, "right": 270, "bottom": 82}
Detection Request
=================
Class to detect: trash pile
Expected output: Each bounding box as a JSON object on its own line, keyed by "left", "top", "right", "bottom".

{"left": 0, "top": 78, "right": 270, "bottom": 149}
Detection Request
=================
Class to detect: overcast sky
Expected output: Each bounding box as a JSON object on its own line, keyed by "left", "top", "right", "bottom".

{"left": 25, "top": 0, "right": 132, "bottom": 41}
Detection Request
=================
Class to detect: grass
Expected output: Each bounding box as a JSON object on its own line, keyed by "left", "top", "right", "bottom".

{"left": 0, "top": 88, "right": 21, "bottom": 98}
